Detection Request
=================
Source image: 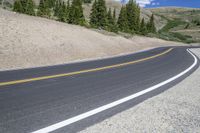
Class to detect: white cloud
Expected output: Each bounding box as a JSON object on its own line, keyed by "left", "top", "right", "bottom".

{"left": 136, "top": 0, "right": 155, "bottom": 7}
{"left": 115, "top": 0, "right": 158, "bottom": 7}
{"left": 151, "top": 2, "right": 160, "bottom": 6}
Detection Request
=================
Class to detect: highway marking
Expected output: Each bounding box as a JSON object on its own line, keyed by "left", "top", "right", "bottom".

{"left": 32, "top": 49, "right": 198, "bottom": 133}
{"left": 0, "top": 48, "right": 173, "bottom": 87}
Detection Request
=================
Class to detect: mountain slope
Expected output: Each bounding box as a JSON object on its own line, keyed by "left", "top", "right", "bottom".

{"left": 150, "top": 7, "right": 200, "bottom": 43}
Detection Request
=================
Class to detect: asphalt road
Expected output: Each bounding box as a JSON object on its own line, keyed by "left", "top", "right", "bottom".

{"left": 0, "top": 46, "right": 199, "bottom": 133}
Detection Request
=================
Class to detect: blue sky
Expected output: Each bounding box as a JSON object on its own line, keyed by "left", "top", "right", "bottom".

{"left": 118, "top": 0, "right": 200, "bottom": 8}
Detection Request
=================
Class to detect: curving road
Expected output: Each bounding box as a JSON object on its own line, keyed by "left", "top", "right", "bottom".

{"left": 0, "top": 46, "right": 199, "bottom": 133}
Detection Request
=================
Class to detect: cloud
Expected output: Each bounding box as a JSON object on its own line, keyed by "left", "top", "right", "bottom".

{"left": 151, "top": 2, "right": 160, "bottom": 6}
{"left": 116, "top": 0, "right": 157, "bottom": 7}
{"left": 136, "top": 0, "right": 155, "bottom": 7}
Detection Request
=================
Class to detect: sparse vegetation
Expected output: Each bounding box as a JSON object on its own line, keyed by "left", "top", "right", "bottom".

{"left": 192, "top": 19, "right": 200, "bottom": 26}
{"left": 159, "top": 19, "right": 186, "bottom": 32}
{"left": 151, "top": 7, "right": 200, "bottom": 43}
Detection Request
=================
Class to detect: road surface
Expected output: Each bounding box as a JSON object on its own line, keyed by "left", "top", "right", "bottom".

{"left": 0, "top": 46, "right": 199, "bottom": 133}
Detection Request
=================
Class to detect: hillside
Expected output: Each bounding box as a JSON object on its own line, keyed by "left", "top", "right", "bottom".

{"left": 150, "top": 7, "right": 200, "bottom": 43}
{"left": 83, "top": 0, "right": 167, "bottom": 30}
{"left": 2, "top": 0, "right": 167, "bottom": 30}
{"left": 0, "top": 8, "right": 182, "bottom": 70}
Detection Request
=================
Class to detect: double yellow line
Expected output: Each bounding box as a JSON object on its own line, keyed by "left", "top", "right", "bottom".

{"left": 0, "top": 48, "right": 173, "bottom": 87}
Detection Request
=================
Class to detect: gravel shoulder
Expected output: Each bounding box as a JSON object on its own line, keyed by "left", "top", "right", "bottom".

{"left": 79, "top": 48, "right": 200, "bottom": 133}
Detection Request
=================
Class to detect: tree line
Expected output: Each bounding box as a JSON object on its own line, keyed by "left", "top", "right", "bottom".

{"left": 13, "top": 0, "right": 156, "bottom": 34}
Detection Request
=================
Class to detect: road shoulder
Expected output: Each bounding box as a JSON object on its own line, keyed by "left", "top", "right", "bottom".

{"left": 79, "top": 48, "right": 200, "bottom": 133}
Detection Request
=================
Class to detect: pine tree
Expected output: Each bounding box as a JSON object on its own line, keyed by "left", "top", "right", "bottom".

{"left": 126, "top": 0, "right": 136, "bottom": 33}
{"left": 96, "top": 0, "right": 107, "bottom": 28}
{"left": 125, "top": 0, "right": 141, "bottom": 33}
{"left": 83, "top": 0, "right": 92, "bottom": 4}
{"left": 25, "top": 0, "right": 35, "bottom": 15}
{"left": 66, "top": 0, "right": 70, "bottom": 22}
{"left": 68, "top": 0, "right": 85, "bottom": 25}
{"left": 37, "top": 0, "right": 51, "bottom": 18}
{"left": 113, "top": 8, "right": 116, "bottom": 22}
{"left": 90, "top": 0, "right": 107, "bottom": 29}
{"left": 107, "top": 8, "right": 112, "bottom": 31}
{"left": 47, "top": 0, "right": 55, "bottom": 8}
{"left": 117, "top": 6, "right": 129, "bottom": 33}
{"left": 13, "top": 0, "right": 23, "bottom": 13}
{"left": 20, "top": 0, "right": 27, "bottom": 12}
{"left": 89, "top": 0, "right": 98, "bottom": 27}
{"left": 54, "top": 0, "right": 61, "bottom": 16}
{"left": 57, "top": 2, "right": 67, "bottom": 22}
{"left": 140, "top": 18, "right": 147, "bottom": 35}
{"left": 13, "top": 0, "right": 35, "bottom": 15}
{"left": 112, "top": 8, "right": 118, "bottom": 32}
{"left": 106, "top": 8, "right": 117, "bottom": 32}
{"left": 147, "top": 14, "right": 156, "bottom": 33}
{"left": 135, "top": 4, "right": 140, "bottom": 32}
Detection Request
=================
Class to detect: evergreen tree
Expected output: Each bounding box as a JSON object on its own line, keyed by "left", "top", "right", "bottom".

{"left": 113, "top": 8, "right": 116, "bottom": 22}
{"left": 66, "top": 0, "right": 70, "bottom": 22}
{"left": 90, "top": 0, "right": 107, "bottom": 29}
{"left": 140, "top": 18, "right": 147, "bottom": 35}
{"left": 57, "top": 2, "right": 67, "bottom": 22}
{"left": 13, "top": 0, "right": 35, "bottom": 15}
{"left": 135, "top": 4, "right": 140, "bottom": 32}
{"left": 89, "top": 0, "right": 98, "bottom": 27}
{"left": 68, "top": 0, "right": 85, "bottom": 25}
{"left": 20, "top": 0, "right": 27, "bottom": 12}
{"left": 54, "top": 0, "right": 70, "bottom": 22}
{"left": 147, "top": 14, "right": 156, "bottom": 33}
{"left": 97, "top": 0, "right": 107, "bottom": 28}
{"left": 106, "top": 8, "right": 117, "bottom": 32}
{"left": 25, "top": 0, "right": 35, "bottom": 15}
{"left": 126, "top": 0, "right": 136, "bottom": 33}
{"left": 13, "top": 0, "right": 23, "bottom": 13}
{"left": 117, "top": 6, "right": 129, "bottom": 32}
{"left": 37, "top": 0, "right": 51, "bottom": 18}
{"left": 83, "top": 0, "right": 92, "bottom": 4}
{"left": 107, "top": 8, "right": 112, "bottom": 30}
{"left": 47, "top": 0, "right": 55, "bottom": 8}
{"left": 54, "top": 0, "right": 61, "bottom": 16}
{"left": 112, "top": 8, "right": 118, "bottom": 32}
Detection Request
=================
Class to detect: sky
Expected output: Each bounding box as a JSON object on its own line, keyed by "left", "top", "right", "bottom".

{"left": 119, "top": 0, "right": 200, "bottom": 8}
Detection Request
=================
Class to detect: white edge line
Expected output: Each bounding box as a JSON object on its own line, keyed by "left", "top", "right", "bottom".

{"left": 32, "top": 49, "right": 198, "bottom": 133}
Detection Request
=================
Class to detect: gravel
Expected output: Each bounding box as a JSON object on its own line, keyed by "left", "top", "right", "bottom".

{"left": 79, "top": 48, "right": 200, "bottom": 133}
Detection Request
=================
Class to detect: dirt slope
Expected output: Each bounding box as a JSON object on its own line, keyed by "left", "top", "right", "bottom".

{"left": 0, "top": 8, "right": 182, "bottom": 70}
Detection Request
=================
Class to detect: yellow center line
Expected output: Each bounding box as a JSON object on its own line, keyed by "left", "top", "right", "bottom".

{"left": 0, "top": 48, "right": 173, "bottom": 87}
